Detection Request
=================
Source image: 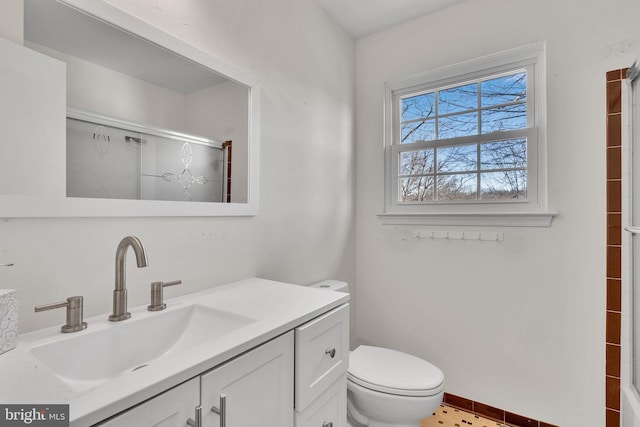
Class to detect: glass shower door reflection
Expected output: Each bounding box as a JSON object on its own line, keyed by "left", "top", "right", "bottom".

{"left": 140, "top": 136, "right": 224, "bottom": 203}
{"left": 67, "top": 118, "right": 142, "bottom": 200}
{"left": 66, "top": 117, "right": 226, "bottom": 203}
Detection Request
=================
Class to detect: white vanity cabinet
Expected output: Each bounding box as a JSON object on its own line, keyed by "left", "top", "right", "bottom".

{"left": 1, "top": 279, "right": 350, "bottom": 427}
{"left": 294, "top": 304, "right": 349, "bottom": 427}
{"left": 90, "top": 301, "right": 349, "bottom": 427}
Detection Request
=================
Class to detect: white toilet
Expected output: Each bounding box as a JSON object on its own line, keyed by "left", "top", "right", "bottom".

{"left": 309, "top": 281, "right": 445, "bottom": 427}
{"left": 347, "top": 345, "right": 444, "bottom": 427}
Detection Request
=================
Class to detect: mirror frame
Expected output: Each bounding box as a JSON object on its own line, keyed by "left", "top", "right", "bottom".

{"left": 0, "top": 0, "right": 260, "bottom": 217}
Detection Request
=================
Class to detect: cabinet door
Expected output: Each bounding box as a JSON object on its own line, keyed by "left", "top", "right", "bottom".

{"left": 201, "top": 331, "right": 294, "bottom": 427}
{"left": 96, "top": 378, "right": 200, "bottom": 427}
{"left": 295, "top": 376, "right": 347, "bottom": 427}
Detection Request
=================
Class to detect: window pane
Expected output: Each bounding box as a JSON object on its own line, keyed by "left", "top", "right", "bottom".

{"left": 480, "top": 170, "right": 527, "bottom": 200}
{"left": 481, "top": 72, "right": 526, "bottom": 107}
{"left": 438, "top": 112, "right": 478, "bottom": 139}
{"left": 480, "top": 139, "right": 527, "bottom": 170}
{"left": 481, "top": 104, "right": 527, "bottom": 133}
{"left": 402, "top": 93, "right": 435, "bottom": 122}
{"left": 437, "top": 144, "right": 477, "bottom": 172}
{"left": 400, "top": 176, "right": 434, "bottom": 202}
{"left": 437, "top": 173, "right": 477, "bottom": 200}
{"left": 438, "top": 83, "right": 478, "bottom": 115}
{"left": 401, "top": 120, "right": 435, "bottom": 143}
{"left": 400, "top": 150, "right": 434, "bottom": 175}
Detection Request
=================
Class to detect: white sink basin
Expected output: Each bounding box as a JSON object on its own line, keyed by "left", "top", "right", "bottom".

{"left": 29, "top": 304, "right": 255, "bottom": 391}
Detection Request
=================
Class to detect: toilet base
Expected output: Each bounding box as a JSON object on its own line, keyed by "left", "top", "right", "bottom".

{"left": 346, "top": 412, "right": 365, "bottom": 427}
{"left": 348, "top": 412, "right": 418, "bottom": 427}
{"left": 347, "top": 380, "right": 443, "bottom": 427}
{"left": 368, "top": 422, "right": 417, "bottom": 427}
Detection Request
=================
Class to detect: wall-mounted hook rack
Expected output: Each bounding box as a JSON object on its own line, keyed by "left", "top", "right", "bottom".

{"left": 413, "top": 230, "right": 504, "bottom": 242}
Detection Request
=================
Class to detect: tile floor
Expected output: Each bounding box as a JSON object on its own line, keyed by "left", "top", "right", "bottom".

{"left": 422, "top": 404, "right": 512, "bottom": 427}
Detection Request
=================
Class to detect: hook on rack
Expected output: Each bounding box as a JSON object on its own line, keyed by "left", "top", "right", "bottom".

{"left": 412, "top": 230, "right": 504, "bottom": 242}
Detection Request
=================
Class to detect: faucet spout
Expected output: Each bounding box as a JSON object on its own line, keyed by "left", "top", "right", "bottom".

{"left": 109, "top": 236, "right": 148, "bottom": 321}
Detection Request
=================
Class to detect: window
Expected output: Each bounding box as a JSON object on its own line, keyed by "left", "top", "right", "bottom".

{"left": 381, "top": 43, "right": 553, "bottom": 226}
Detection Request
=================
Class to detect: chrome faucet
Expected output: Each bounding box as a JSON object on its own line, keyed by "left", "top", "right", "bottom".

{"left": 109, "top": 236, "right": 148, "bottom": 321}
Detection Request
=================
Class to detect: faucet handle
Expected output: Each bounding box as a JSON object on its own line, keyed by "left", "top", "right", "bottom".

{"left": 35, "top": 296, "right": 88, "bottom": 333}
{"left": 148, "top": 280, "right": 182, "bottom": 311}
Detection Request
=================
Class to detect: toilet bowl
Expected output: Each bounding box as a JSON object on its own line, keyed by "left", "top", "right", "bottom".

{"left": 307, "top": 281, "right": 445, "bottom": 427}
{"left": 346, "top": 345, "right": 444, "bottom": 427}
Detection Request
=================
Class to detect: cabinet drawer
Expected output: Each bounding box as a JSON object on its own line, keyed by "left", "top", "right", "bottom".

{"left": 95, "top": 378, "right": 200, "bottom": 426}
{"left": 295, "top": 303, "right": 349, "bottom": 411}
{"left": 295, "top": 376, "right": 347, "bottom": 427}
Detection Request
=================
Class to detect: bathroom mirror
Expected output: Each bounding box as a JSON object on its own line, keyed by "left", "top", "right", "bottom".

{"left": 2, "top": 0, "right": 259, "bottom": 217}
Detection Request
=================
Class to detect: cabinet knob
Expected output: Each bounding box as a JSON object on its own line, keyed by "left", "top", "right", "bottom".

{"left": 325, "top": 348, "right": 336, "bottom": 358}
{"left": 35, "top": 296, "right": 87, "bottom": 333}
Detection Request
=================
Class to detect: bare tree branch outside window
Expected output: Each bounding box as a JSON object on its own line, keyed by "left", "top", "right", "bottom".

{"left": 398, "top": 71, "right": 528, "bottom": 202}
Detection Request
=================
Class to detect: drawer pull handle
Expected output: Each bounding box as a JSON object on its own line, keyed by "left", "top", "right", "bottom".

{"left": 322, "top": 422, "right": 333, "bottom": 427}
{"left": 211, "top": 394, "right": 227, "bottom": 427}
{"left": 186, "top": 405, "right": 202, "bottom": 427}
{"left": 325, "top": 348, "right": 336, "bottom": 358}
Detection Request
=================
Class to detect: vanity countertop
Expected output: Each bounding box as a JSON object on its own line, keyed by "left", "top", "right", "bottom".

{"left": 0, "top": 278, "right": 349, "bottom": 426}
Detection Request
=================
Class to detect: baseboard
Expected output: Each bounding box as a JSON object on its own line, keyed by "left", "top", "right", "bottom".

{"left": 443, "top": 392, "right": 559, "bottom": 427}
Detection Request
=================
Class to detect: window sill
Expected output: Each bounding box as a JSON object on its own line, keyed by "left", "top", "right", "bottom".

{"left": 377, "top": 211, "right": 556, "bottom": 227}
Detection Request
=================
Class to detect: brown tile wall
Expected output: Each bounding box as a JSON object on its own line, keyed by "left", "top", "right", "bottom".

{"left": 606, "top": 68, "right": 625, "bottom": 427}
{"left": 443, "top": 393, "right": 559, "bottom": 427}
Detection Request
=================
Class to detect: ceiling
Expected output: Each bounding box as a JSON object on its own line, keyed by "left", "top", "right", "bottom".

{"left": 315, "top": 0, "right": 466, "bottom": 39}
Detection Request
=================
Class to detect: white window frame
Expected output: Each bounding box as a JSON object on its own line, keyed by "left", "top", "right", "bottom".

{"left": 380, "top": 42, "right": 555, "bottom": 227}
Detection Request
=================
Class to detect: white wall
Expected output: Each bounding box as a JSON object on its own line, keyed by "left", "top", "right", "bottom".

{"left": 0, "top": 0, "right": 22, "bottom": 44}
{"left": 0, "top": 0, "right": 355, "bottom": 335}
{"left": 27, "top": 42, "right": 186, "bottom": 131}
{"left": 355, "top": 1, "right": 640, "bottom": 426}
{"left": 0, "top": 37, "right": 65, "bottom": 197}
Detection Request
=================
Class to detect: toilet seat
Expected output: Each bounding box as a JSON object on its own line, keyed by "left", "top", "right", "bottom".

{"left": 348, "top": 345, "right": 445, "bottom": 397}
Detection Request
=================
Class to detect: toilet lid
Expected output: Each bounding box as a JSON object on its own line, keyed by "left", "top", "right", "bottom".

{"left": 348, "top": 346, "right": 445, "bottom": 397}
